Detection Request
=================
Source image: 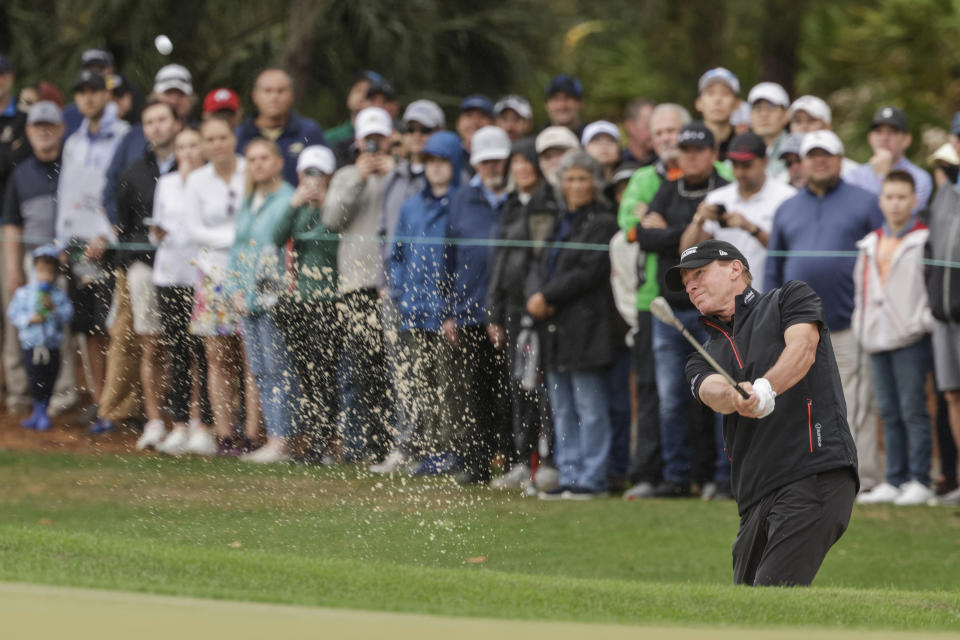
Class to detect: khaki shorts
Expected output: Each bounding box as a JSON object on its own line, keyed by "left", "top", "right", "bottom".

{"left": 127, "top": 261, "right": 162, "bottom": 335}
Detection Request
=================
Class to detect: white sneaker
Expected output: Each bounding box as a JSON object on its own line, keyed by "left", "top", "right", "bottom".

{"left": 136, "top": 419, "right": 168, "bottom": 451}
{"left": 938, "top": 486, "right": 960, "bottom": 505}
{"left": 490, "top": 463, "right": 530, "bottom": 490}
{"left": 856, "top": 482, "right": 901, "bottom": 504}
{"left": 623, "top": 481, "right": 655, "bottom": 501}
{"left": 893, "top": 480, "right": 935, "bottom": 506}
{"left": 534, "top": 465, "right": 559, "bottom": 492}
{"left": 369, "top": 449, "right": 413, "bottom": 474}
{"left": 240, "top": 441, "right": 291, "bottom": 464}
{"left": 157, "top": 426, "right": 190, "bottom": 456}
{"left": 183, "top": 427, "right": 218, "bottom": 456}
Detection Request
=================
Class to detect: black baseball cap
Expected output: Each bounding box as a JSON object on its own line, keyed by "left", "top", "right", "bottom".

{"left": 726, "top": 131, "right": 767, "bottom": 162}
{"left": 677, "top": 122, "right": 715, "bottom": 150}
{"left": 665, "top": 239, "right": 750, "bottom": 292}
{"left": 545, "top": 74, "right": 583, "bottom": 99}
{"left": 80, "top": 48, "right": 114, "bottom": 69}
{"left": 871, "top": 106, "right": 908, "bottom": 132}
{"left": 72, "top": 69, "right": 107, "bottom": 92}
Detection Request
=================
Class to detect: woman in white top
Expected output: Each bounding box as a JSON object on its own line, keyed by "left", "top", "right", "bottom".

{"left": 180, "top": 117, "right": 261, "bottom": 454}
{"left": 138, "top": 127, "right": 216, "bottom": 455}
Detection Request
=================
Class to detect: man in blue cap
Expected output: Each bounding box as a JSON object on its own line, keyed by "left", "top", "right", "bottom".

{"left": 544, "top": 74, "right": 584, "bottom": 138}
{"left": 456, "top": 94, "right": 494, "bottom": 157}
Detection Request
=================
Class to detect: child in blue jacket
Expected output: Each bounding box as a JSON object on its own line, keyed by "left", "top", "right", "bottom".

{"left": 7, "top": 245, "right": 73, "bottom": 431}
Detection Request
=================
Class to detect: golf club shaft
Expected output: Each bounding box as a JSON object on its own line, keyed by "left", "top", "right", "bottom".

{"left": 676, "top": 324, "right": 751, "bottom": 399}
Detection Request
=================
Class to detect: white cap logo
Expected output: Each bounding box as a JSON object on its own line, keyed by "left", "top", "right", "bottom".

{"left": 718, "top": 249, "right": 728, "bottom": 256}
{"left": 215, "top": 89, "right": 231, "bottom": 101}
{"left": 882, "top": 107, "right": 893, "bottom": 118}
{"left": 681, "top": 246, "right": 698, "bottom": 260}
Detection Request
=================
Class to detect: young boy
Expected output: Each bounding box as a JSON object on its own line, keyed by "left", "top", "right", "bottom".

{"left": 694, "top": 67, "right": 740, "bottom": 160}
{"left": 7, "top": 246, "right": 74, "bottom": 431}
{"left": 853, "top": 170, "right": 935, "bottom": 506}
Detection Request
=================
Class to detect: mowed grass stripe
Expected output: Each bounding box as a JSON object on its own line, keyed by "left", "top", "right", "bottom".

{"left": 2, "top": 582, "right": 957, "bottom": 640}
{"left": 0, "top": 451, "right": 958, "bottom": 631}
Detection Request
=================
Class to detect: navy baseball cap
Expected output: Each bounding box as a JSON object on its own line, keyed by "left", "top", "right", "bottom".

{"left": 80, "top": 48, "right": 114, "bottom": 69}
{"left": 677, "top": 122, "right": 715, "bottom": 150}
{"left": 459, "top": 94, "right": 494, "bottom": 117}
{"left": 0, "top": 53, "right": 11, "bottom": 73}
{"left": 726, "top": 131, "right": 767, "bottom": 162}
{"left": 545, "top": 74, "right": 583, "bottom": 99}
{"left": 665, "top": 240, "right": 750, "bottom": 292}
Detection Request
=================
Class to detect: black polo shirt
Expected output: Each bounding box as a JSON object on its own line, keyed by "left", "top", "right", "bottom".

{"left": 685, "top": 280, "right": 859, "bottom": 514}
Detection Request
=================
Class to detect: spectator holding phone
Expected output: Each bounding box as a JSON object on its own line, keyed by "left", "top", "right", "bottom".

{"left": 324, "top": 107, "right": 396, "bottom": 461}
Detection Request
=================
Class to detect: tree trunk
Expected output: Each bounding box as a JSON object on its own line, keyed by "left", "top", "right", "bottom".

{"left": 759, "top": 0, "right": 812, "bottom": 95}
{"left": 281, "top": 0, "right": 327, "bottom": 107}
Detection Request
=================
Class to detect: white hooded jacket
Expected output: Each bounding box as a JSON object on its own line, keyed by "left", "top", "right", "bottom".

{"left": 852, "top": 222, "right": 934, "bottom": 353}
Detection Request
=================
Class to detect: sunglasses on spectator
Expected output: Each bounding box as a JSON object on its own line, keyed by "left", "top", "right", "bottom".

{"left": 405, "top": 124, "right": 434, "bottom": 135}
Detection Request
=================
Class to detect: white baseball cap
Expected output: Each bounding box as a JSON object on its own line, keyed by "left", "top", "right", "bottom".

{"left": 581, "top": 120, "right": 621, "bottom": 145}
{"left": 153, "top": 64, "right": 193, "bottom": 95}
{"left": 800, "top": 130, "right": 844, "bottom": 157}
{"left": 402, "top": 99, "right": 445, "bottom": 129}
{"left": 535, "top": 126, "right": 580, "bottom": 154}
{"left": 355, "top": 106, "right": 393, "bottom": 140}
{"left": 470, "top": 125, "right": 511, "bottom": 165}
{"left": 748, "top": 82, "right": 789, "bottom": 108}
{"left": 788, "top": 95, "right": 831, "bottom": 124}
{"left": 494, "top": 95, "right": 532, "bottom": 120}
{"left": 296, "top": 145, "right": 336, "bottom": 175}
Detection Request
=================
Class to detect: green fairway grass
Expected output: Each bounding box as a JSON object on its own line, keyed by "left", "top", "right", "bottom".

{"left": 0, "top": 451, "right": 958, "bottom": 631}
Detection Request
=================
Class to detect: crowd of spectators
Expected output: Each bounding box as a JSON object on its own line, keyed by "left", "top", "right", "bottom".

{"left": 2, "top": 47, "right": 959, "bottom": 505}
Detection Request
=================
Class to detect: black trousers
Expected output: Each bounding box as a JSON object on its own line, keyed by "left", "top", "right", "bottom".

{"left": 504, "top": 317, "right": 550, "bottom": 465}
{"left": 158, "top": 286, "right": 213, "bottom": 424}
{"left": 733, "top": 467, "right": 856, "bottom": 587}
{"left": 628, "top": 311, "right": 662, "bottom": 484}
{"left": 455, "top": 325, "right": 511, "bottom": 478}
{"left": 275, "top": 298, "right": 342, "bottom": 450}
{"left": 23, "top": 347, "right": 59, "bottom": 403}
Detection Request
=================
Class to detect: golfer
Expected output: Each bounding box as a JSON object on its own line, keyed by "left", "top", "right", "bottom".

{"left": 666, "top": 239, "right": 858, "bottom": 586}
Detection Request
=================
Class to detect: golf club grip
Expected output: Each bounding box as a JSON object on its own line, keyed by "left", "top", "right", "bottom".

{"left": 678, "top": 326, "right": 751, "bottom": 399}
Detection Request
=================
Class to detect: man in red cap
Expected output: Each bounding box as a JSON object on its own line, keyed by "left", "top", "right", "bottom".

{"left": 202, "top": 88, "right": 242, "bottom": 129}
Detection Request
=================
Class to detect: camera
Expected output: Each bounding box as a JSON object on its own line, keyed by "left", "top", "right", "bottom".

{"left": 364, "top": 139, "right": 380, "bottom": 154}
{"left": 715, "top": 203, "right": 727, "bottom": 227}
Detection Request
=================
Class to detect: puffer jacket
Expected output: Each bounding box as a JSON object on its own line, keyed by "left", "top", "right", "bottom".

{"left": 853, "top": 222, "right": 934, "bottom": 353}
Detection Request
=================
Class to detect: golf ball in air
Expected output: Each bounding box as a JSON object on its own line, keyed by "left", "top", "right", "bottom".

{"left": 155, "top": 35, "right": 173, "bottom": 55}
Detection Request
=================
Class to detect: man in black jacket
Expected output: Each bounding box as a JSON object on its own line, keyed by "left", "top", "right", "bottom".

{"left": 104, "top": 99, "right": 181, "bottom": 435}
{"left": 668, "top": 239, "right": 858, "bottom": 586}
{"left": 637, "top": 122, "right": 729, "bottom": 499}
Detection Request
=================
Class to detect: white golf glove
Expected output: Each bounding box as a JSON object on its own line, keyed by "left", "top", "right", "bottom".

{"left": 751, "top": 378, "right": 776, "bottom": 419}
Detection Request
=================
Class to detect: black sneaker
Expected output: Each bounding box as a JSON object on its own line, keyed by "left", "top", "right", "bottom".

{"left": 652, "top": 481, "right": 692, "bottom": 498}
{"left": 538, "top": 485, "right": 572, "bottom": 501}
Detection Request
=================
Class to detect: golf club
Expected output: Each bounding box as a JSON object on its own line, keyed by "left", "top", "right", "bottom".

{"left": 650, "top": 296, "right": 750, "bottom": 399}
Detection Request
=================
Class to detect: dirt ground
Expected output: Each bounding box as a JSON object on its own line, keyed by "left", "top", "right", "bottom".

{"left": 0, "top": 397, "right": 141, "bottom": 456}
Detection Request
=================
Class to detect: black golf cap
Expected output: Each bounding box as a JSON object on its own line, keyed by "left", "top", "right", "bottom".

{"left": 677, "top": 122, "right": 715, "bottom": 150}
{"left": 726, "top": 131, "right": 767, "bottom": 162}
{"left": 72, "top": 69, "right": 107, "bottom": 92}
{"left": 871, "top": 106, "right": 908, "bottom": 132}
{"left": 665, "top": 239, "right": 750, "bottom": 291}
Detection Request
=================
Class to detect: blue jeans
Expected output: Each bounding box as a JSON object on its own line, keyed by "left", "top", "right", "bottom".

{"left": 547, "top": 369, "right": 612, "bottom": 492}
{"left": 652, "top": 309, "right": 727, "bottom": 485}
{"left": 242, "top": 313, "right": 299, "bottom": 439}
{"left": 870, "top": 337, "right": 933, "bottom": 486}
{"left": 606, "top": 347, "right": 632, "bottom": 479}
